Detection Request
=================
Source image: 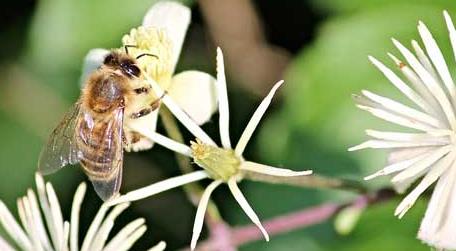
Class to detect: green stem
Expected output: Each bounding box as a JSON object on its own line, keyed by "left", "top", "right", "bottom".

{"left": 159, "top": 107, "right": 222, "bottom": 221}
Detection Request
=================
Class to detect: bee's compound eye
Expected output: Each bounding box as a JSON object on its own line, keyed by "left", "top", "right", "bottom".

{"left": 123, "top": 64, "right": 141, "bottom": 77}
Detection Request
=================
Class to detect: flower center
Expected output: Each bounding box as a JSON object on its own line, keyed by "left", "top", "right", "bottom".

{"left": 122, "top": 26, "right": 173, "bottom": 88}
{"left": 190, "top": 139, "right": 241, "bottom": 182}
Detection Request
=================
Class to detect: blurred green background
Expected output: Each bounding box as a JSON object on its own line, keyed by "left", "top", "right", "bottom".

{"left": 1, "top": 0, "right": 455, "bottom": 250}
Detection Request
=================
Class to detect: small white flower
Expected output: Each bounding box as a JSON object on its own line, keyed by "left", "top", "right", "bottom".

{"left": 0, "top": 173, "right": 165, "bottom": 251}
{"left": 80, "top": 1, "right": 218, "bottom": 152}
{"left": 108, "top": 48, "right": 312, "bottom": 250}
{"left": 350, "top": 11, "right": 456, "bottom": 250}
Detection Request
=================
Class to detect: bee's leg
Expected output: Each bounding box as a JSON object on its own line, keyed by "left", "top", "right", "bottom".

{"left": 130, "top": 92, "right": 166, "bottom": 119}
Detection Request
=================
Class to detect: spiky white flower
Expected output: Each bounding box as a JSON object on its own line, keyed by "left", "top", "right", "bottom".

{"left": 107, "top": 48, "right": 312, "bottom": 250}
{"left": 350, "top": 10, "right": 456, "bottom": 250}
{"left": 0, "top": 173, "right": 165, "bottom": 251}
{"left": 80, "top": 1, "right": 218, "bottom": 152}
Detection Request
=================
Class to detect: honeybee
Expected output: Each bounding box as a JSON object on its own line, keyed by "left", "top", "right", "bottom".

{"left": 38, "top": 47, "right": 160, "bottom": 201}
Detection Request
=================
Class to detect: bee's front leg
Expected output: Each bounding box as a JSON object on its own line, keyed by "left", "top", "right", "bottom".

{"left": 129, "top": 92, "right": 165, "bottom": 119}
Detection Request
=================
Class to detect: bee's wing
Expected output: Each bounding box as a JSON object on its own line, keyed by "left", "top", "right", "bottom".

{"left": 38, "top": 103, "right": 82, "bottom": 175}
{"left": 84, "top": 107, "right": 124, "bottom": 201}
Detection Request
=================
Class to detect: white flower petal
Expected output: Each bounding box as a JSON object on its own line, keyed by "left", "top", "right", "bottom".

{"left": 227, "top": 177, "right": 269, "bottom": 242}
{"left": 45, "top": 183, "right": 64, "bottom": 249}
{"left": 444, "top": 10, "right": 456, "bottom": 72}
{"left": 392, "top": 38, "right": 456, "bottom": 129}
{"left": 190, "top": 180, "right": 222, "bottom": 250}
{"left": 387, "top": 53, "right": 442, "bottom": 118}
{"left": 418, "top": 158, "right": 456, "bottom": 250}
{"left": 20, "top": 196, "right": 43, "bottom": 251}
{"left": 61, "top": 222, "right": 69, "bottom": 251}
{"left": 115, "top": 225, "right": 147, "bottom": 251}
{"left": 35, "top": 174, "right": 59, "bottom": 250}
{"left": 26, "top": 190, "right": 52, "bottom": 250}
{"left": 145, "top": 76, "right": 216, "bottom": 146}
{"left": 169, "top": 70, "right": 218, "bottom": 125}
{"left": 361, "top": 90, "right": 441, "bottom": 128}
{"left": 240, "top": 161, "right": 312, "bottom": 177}
{"left": 216, "top": 48, "right": 232, "bottom": 149}
{"left": 147, "top": 241, "right": 167, "bottom": 251}
{"left": 391, "top": 145, "right": 451, "bottom": 183}
{"left": 387, "top": 146, "right": 439, "bottom": 165}
{"left": 142, "top": 1, "right": 191, "bottom": 72}
{"left": 366, "top": 152, "right": 433, "bottom": 180}
{"left": 394, "top": 151, "right": 455, "bottom": 219}
{"left": 354, "top": 105, "right": 435, "bottom": 132}
{"left": 79, "top": 48, "right": 110, "bottom": 87}
{"left": 348, "top": 139, "right": 446, "bottom": 152}
{"left": 0, "top": 200, "right": 32, "bottom": 251}
{"left": 417, "top": 22, "right": 456, "bottom": 105}
{"left": 80, "top": 204, "right": 110, "bottom": 251}
{"left": 0, "top": 236, "right": 15, "bottom": 251}
{"left": 103, "top": 218, "right": 145, "bottom": 251}
{"left": 70, "top": 183, "right": 86, "bottom": 251}
{"left": 235, "top": 80, "right": 284, "bottom": 156}
{"left": 368, "top": 56, "right": 434, "bottom": 115}
{"left": 411, "top": 40, "right": 439, "bottom": 80}
{"left": 365, "top": 130, "right": 449, "bottom": 143}
{"left": 128, "top": 123, "right": 192, "bottom": 157}
{"left": 108, "top": 170, "right": 209, "bottom": 205}
{"left": 89, "top": 203, "right": 130, "bottom": 251}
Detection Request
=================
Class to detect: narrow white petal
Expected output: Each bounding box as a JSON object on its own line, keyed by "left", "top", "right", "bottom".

{"left": 348, "top": 139, "right": 446, "bottom": 151}
{"left": 361, "top": 90, "right": 441, "bottom": 128}
{"left": 388, "top": 146, "right": 439, "bottom": 164}
{"left": 169, "top": 71, "right": 218, "bottom": 125}
{"left": 444, "top": 10, "right": 456, "bottom": 73}
{"left": 46, "top": 183, "right": 64, "bottom": 249}
{"left": 147, "top": 241, "right": 166, "bottom": 251}
{"left": 391, "top": 145, "right": 451, "bottom": 183}
{"left": 115, "top": 225, "right": 147, "bottom": 251}
{"left": 394, "top": 151, "right": 455, "bottom": 218}
{"left": 145, "top": 76, "right": 216, "bottom": 146}
{"left": 216, "top": 48, "right": 232, "bottom": 149}
{"left": 240, "top": 161, "right": 312, "bottom": 176}
{"left": 80, "top": 204, "right": 110, "bottom": 251}
{"left": 392, "top": 38, "right": 456, "bottom": 129}
{"left": 355, "top": 104, "right": 435, "bottom": 132}
{"left": 142, "top": 1, "right": 191, "bottom": 72}
{"left": 26, "top": 190, "right": 52, "bottom": 250}
{"left": 411, "top": 40, "right": 439, "bottom": 80}
{"left": 90, "top": 203, "right": 130, "bottom": 251}
{"left": 61, "top": 222, "right": 69, "bottom": 251}
{"left": 235, "top": 80, "right": 284, "bottom": 156}
{"left": 368, "top": 56, "right": 434, "bottom": 114}
{"left": 128, "top": 123, "right": 192, "bottom": 157}
{"left": 79, "top": 48, "right": 110, "bottom": 87}
{"left": 365, "top": 130, "right": 449, "bottom": 143}
{"left": 227, "top": 178, "right": 269, "bottom": 241}
{"left": 35, "top": 174, "right": 59, "bottom": 250}
{"left": 108, "top": 170, "right": 209, "bottom": 205}
{"left": 191, "top": 180, "right": 222, "bottom": 250}
{"left": 0, "top": 200, "right": 32, "bottom": 251}
{"left": 417, "top": 22, "right": 456, "bottom": 104}
{"left": 387, "top": 53, "right": 442, "bottom": 118}
{"left": 20, "top": 197, "right": 43, "bottom": 251}
{"left": 0, "top": 236, "right": 15, "bottom": 251}
{"left": 70, "top": 183, "right": 86, "bottom": 251}
{"left": 418, "top": 156, "right": 456, "bottom": 249}
{"left": 103, "top": 218, "right": 145, "bottom": 251}
{"left": 365, "top": 152, "right": 430, "bottom": 180}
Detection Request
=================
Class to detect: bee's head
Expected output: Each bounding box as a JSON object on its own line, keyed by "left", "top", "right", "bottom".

{"left": 104, "top": 52, "right": 141, "bottom": 78}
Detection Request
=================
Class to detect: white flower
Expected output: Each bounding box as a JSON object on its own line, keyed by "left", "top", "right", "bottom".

{"left": 107, "top": 48, "right": 312, "bottom": 250}
{"left": 80, "top": 1, "right": 218, "bottom": 152}
{"left": 350, "top": 11, "right": 456, "bottom": 250}
{"left": 0, "top": 173, "right": 165, "bottom": 251}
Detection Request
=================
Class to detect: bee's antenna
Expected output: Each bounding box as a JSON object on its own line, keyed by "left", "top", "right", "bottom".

{"left": 124, "top": 45, "right": 137, "bottom": 55}
{"left": 136, "top": 53, "right": 159, "bottom": 60}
